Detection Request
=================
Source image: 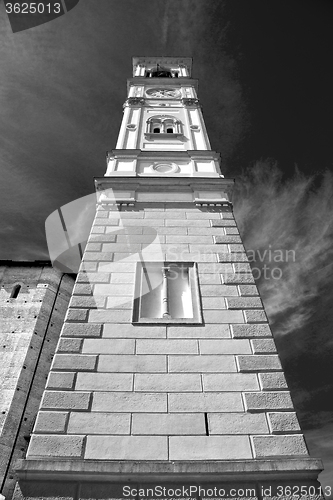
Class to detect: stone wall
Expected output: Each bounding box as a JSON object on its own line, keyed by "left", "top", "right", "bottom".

{"left": 24, "top": 203, "right": 309, "bottom": 463}
{"left": 0, "top": 262, "right": 74, "bottom": 498}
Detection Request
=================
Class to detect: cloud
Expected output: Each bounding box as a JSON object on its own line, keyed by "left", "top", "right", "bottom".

{"left": 233, "top": 160, "right": 333, "bottom": 336}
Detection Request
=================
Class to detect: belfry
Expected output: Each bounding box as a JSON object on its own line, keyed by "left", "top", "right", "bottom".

{"left": 15, "top": 57, "right": 323, "bottom": 499}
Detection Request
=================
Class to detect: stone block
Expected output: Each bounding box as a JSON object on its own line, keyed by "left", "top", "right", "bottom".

{"left": 229, "top": 244, "right": 246, "bottom": 252}
{"left": 89, "top": 233, "right": 116, "bottom": 242}
{"left": 199, "top": 273, "right": 221, "bottom": 284}
{"left": 227, "top": 297, "right": 263, "bottom": 309}
{"left": 83, "top": 252, "right": 114, "bottom": 261}
{"left": 34, "top": 411, "right": 68, "bottom": 433}
{"left": 225, "top": 227, "right": 240, "bottom": 234}
{"left": 238, "top": 285, "right": 259, "bottom": 296}
{"left": 92, "top": 392, "right": 167, "bottom": 412}
{"left": 233, "top": 263, "right": 252, "bottom": 273}
{"left": 136, "top": 339, "right": 198, "bottom": 354}
{"left": 98, "top": 262, "right": 136, "bottom": 273}
{"left": 167, "top": 325, "right": 231, "bottom": 339}
{"left": 145, "top": 211, "right": 186, "bottom": 219}
{"left": 110, "top": 273, "right": 135, "bottom": 283}
{"left": 89, "top": 309, "right": 132, "bottom": 323}
{"left": 91, "top": 226, "right": 105, "bottom": 233}
{"left": 222, "top": 274, "right": 255, "bottom": 284}
{"left": 82, "top": 338, "right": 135, "bottom": 354}
{"left": 52, "top": 354, "right": 97, "bottom": 371}
{"left": 61, "top": 323, "right": 102, "bottom": 337}
{"left": 107, "top": 226, "right": 143, "bottom": 235}
{"left": 251, "top": 434, "right": 308, "bottom": 457}
{"left": 76, "top": 372, "right": 133, "bottom": 391}
{"left": 84, "top": 242, "right": 102, "bottom": 252}
{"left": 202, "top": 297, "right": 226, "bottom": 309}
{"left": 166, "top": 235, "right": 210, "bottom": 244}
{"left": 94, "top": 283, "right": 134, "bottom": 296}
{"left": 204, "top": 310, "right": 244, "bottom": 323}
{"left": 98, "top": 354, "right": 166, "bottom": 372}
{"left": 76, "top": 272, "right": 110, "bottom": 283}
{"left": 267, "top": 412, "right": 301, "bottom": 433}
{"left": 169, "top": 436, "right": 252, "bottom": 460}
{"left": 200, "top": 339, "right": 251, "bottom": 354}
{"left": 259, "top": 372, "right": 288, "bottom": 390}
{"left": 144, "top": 226, "right": 186, "bottom": 235}
{"left": 102, "top": 243, "right": 142, "bottom": 252}
{"left": 166, "top": 219, "right": 210, "bottom": 227}
{"left": 169, "top": 355, "right": 236, "bottom": 373}
{"left": 244, "top": 392, "right": 294, "bottom": 412}
{"left": 46, "top": 372, "right": 75, "bottom": 390}
{"left": 251, "top": 339, "right": 277, "bottom": 354}
{"left": 93, "top": 219, "right": 119, "bottom": 226}
{"left": 200, "top": 284, "right": 238, "bottom": 296}
{"left": 106, "top": 296, "right": 132, "bottom": 309}
{"left": 215, "top": 235, "right": 242, "bottom": 244}
{"left": 85, "top": 436, "right": 168, "bottom": 460}
{"left": 27, "top": 435, "right": 84, "bottom": 458}
{"left": 117, "top": 234, "right": 165, "bottom": 243}
{"left": 211, "top": 220, "right": 237, "bottom": 227}
{"left": 122, "top": 218, "right": 164, "bottom": 227}
{"left": 65, "top": 308, "right": 88, "bottom": 322}
{"left": 187, "top": 212, "right": 222, "bottom": 219}
{"left": 41, "top": 391, "right": 91, "bottom": 410}
{"left": 244, "top": 310, "right": 268, "bottom": 323}
{"left": 73, "top": 283, "right": 93, "bottom": 296}
{"left": 237, "top": 355, "right": 282, "bottom": 372}
{"left": 218, "top": 253, "right": 249, "bottom": 262}
{"left": 70, "top": 295, "right": 106, "bottom": 309}
{"left": 67, "top": 412, "right": 130, "bottom": 434}
{"left": 169, "top": 392, "right": 243, "bottom": 412}
{"left": 134, "top": 373, "right": 201, "bottom": 392}
{"left": 57, "top": 337, "right": 82, "bottom": 353}
{"left": 112, "top": 211, "right": 143, "bottom": 218}
{"left": 132, "top": 413, "right": 205, "bottom": 435}
{"left": 103, "top": 324, "right": 166, "bottom": 338}
{"left": 203, "top": 373, "right": 259, "bottom": 391}
{"left": 190, "top": 243, "right": 227, "bottom": 253}
{"left": 209, "top": 412, "right": 268, "bottom": 435}
{"left": 231, "top": 324, "right": 272, "bottom": 338}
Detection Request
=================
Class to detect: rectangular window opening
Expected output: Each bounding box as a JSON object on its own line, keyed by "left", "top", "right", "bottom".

{"left": 132, "top": 262, "right": 202, "bottom": 324}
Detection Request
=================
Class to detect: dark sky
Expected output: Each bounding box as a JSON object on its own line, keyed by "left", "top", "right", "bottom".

{"left": 1, "top": 0, "right": 333, "bottom": 492}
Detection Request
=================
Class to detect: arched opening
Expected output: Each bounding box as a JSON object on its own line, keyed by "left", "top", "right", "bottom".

{"left": 146, "top": 116, "right": 182, "bottom": 136}
{"left": 10, "top": 284, "right": 21, "bottom": 299}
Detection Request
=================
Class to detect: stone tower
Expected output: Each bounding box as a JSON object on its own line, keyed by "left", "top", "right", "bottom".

{"left": 15, "top": 57, "right": 323, "bottom": 499}
{"left": 0, "top": 261, "right": 74, "bottom": 498}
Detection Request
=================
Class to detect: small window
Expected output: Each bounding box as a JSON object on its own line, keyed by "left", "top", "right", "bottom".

{"left": 133, "top": 262, "right": 202, "bottom": 324}
{"left": 145, "top": 116, "right": 182, "bottom": 136}
{"left": 10, "top": 284, "right": 21, "bottom": 299}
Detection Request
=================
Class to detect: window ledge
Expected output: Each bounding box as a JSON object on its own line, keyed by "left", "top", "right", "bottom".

{"left": 144, "top": 133, "right": 183, "bottom": 139}
{"left": 133, "top": 318, "right": 203, "bottom": 325}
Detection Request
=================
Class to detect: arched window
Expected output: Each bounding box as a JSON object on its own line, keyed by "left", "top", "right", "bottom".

{"left": 10, "top": 284, "right": 21, "bottom": 299}
{"left": 149, "top": 65, "right": 172, "bottom": 78}
{"left": 145, "top": 116, "right": 182, "bottom": 137}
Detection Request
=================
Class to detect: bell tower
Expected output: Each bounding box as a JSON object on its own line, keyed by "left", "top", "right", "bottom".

{"left": 15, "top": 57, "right": 324, "bottom": 500}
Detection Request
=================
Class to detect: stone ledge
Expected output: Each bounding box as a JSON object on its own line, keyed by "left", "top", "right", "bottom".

{"left": 15, "top": 458, "right": 323, "bottom": 483}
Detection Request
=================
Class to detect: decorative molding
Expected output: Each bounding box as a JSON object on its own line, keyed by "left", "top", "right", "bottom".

{"left": 123, "top": 97, "right": 145, "bottom": 107}
{"left": 149, "top": 162, "right": 179, "bottom": 174}
{"left": 182, "top": 98, "right": 200, "bottom": 107}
